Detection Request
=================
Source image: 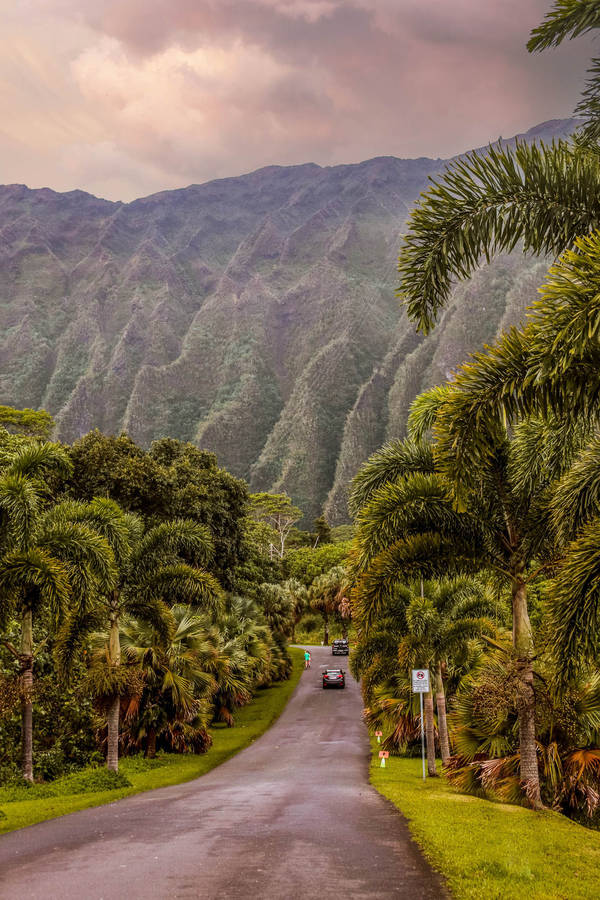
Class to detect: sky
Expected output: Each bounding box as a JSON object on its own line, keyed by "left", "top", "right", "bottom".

{"left": 0, "top": 0, "right": 593, "bottom": 201}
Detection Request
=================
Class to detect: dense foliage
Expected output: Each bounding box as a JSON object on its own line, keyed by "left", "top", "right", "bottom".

{"left": 350, "top": 0, "right": 600, "bottom": 825}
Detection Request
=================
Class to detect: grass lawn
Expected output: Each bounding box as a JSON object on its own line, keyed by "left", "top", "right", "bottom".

{"left": 371, "top": 751, "right": 600, "bottom": 900}
{"left": 0, "top": 647, "right": 304, "bottom": 836}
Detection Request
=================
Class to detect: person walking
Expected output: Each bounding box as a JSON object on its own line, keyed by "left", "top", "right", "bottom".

{"left": 304, "top": 649, "right": 311, "bottom": 669}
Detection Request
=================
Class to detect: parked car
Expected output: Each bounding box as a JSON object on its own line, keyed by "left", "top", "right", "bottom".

{"left": 322, "top": 668, "right": 345, "bottom": 689}
{"left": 331, "top": 638, "right": 349, "bottom": 655}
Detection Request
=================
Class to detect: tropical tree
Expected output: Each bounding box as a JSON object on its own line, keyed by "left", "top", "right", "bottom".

{"left": 396, "top": 578, "right": 496, "bottom": 768}
{"left": 193, "top": 597, "right": 280, "bottom": 726}
{"left": 309, "top": 565, "right": 351, "bottom": 645}
{"left": 120, "top": 606, "right": 215, "bottom": 757}
{"left": 57, "top": 499, "right": 222, "bottom": 772}
{"left": 447, "top": 649, "right": 600, "bottom": 821}
{"left": 281, "top": 578, "right": 308, "bottom": 642}
{"left": 248, "top": 492, "right": 302, "bottom": 558}
{"left": 350, "top": 408, "right": 581, "bottom": 807}
{"left": 0, "top": 443, "right": 115, "bottom": 781}
{"left": 393, "top": 3, "right": 600, "bottom": 465}
{"left": 256, "top": 582, "right": 294, "bottom": 639}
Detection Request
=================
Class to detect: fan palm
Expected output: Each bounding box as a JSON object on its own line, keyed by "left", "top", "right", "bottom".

{"left": 56, "top": 499, "right": 222, "bottom": 771}
{"left": 0, "top": 442, "right": 116, "bottom": 781}
{"left": 120, "top": 606, "right": 215, "bottom": 757}
{"left": 447, "top": 648, "right": 600, "bottom": 819}
{"left": 281, "top": 578, "right": 308, "bottom": 642}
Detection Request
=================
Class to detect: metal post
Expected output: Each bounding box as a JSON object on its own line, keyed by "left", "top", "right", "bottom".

{"left": 420, "top": 692, "right": 425, "bottom": 780}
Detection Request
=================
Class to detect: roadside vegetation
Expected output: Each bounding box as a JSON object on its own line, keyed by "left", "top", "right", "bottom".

{"left": 0, "top": 647, "right": 303, "bottom": 834}
{"left": 0, "top": 411, "right": 349, "bottom": 800}
{"left": 349, "top": 0, "right": 600, "bottom": 858}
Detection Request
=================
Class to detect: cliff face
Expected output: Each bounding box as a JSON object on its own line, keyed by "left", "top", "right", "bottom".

{"left": 0, "top": 120, "right": 575, "bottom": 524}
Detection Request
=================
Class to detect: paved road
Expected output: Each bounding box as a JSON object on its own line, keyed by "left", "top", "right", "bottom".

{"left": 0, "top": 647, "right": 446, "bottom": 899}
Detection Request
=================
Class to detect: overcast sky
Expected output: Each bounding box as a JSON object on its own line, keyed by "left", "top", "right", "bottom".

{"left": 0, "top": 0, "right": 593, "bottom": 201}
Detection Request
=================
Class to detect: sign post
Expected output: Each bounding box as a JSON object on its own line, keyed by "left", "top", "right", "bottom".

{"left": 411, "top": 669, "right": 430, "bottom": 781}
{"left": 379, "top": 750, "right": 389, "bottom": 768}
{"left": 375, "top": 730, "right": 383, "bottom": 744}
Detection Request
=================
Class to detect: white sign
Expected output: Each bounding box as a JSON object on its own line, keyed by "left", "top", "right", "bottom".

{"left": 411, "top": 669, "right": 430, "bottom": 693}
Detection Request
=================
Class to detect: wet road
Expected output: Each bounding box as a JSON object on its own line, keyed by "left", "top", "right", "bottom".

{"left": 0, "top": 647, "right": 446, "bottom": 899}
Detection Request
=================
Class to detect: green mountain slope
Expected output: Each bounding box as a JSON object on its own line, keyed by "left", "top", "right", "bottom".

{"left": 0, "top": 120, "right": 576, "bottom": 524}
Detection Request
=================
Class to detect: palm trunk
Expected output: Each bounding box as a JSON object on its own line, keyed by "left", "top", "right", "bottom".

{"left": 107, "top": 606, "right": 121, "bottom": 773}
{"left": 146, "top": 727, "right": 157, "bottom": 759}
{"left": 106, "top": 695, "right": 120, "bottom": 772}
{"left": 435, "top": 662, "right": 451, "bottom": 765}
{"left": 20, "top": 606, "right": 34, "bottom": 783}
{"left": 512, "top": 565, "right": 542, "bottom": 809}
{"left": 323, "top": 612, "right": 329, "bottom": 646}
{"left": 424, "top": 689, "right": 437, "bottom": 776}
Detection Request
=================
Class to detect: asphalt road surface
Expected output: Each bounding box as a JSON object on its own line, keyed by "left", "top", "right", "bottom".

{"left": 0, "top": 646, "right": 446, "bottom": 899}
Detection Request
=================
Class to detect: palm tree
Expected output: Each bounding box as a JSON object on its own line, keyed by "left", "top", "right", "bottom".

{"left": 57, "top": 499, "right": 222, "bottom": 771}
{"left": 0, "top": 443, "right": 114, "bottom": 781}
{"left": 350, "top": 407, "right": 580, "bottom": 808}
{"left": 256, "top": 582, "right": 294, "bottom": 639}
{"left": 398, "top": 579, "right": 495, "bottom": 768}
{"left": 309, "top": 566, "right": 350, "bottom": 645}
{"left": 0, "top": 443, "right": 116, "bottom": 781}
{"left": 392, "top": 4, "right": 600, "bottom": 462}
{"left": 120, "top": 606, "right": 215, "bottom": 757}
{"left": 397, "top": 0, "right": 600, "bottom": 334}
{"left": 447, "top": 648, "right": 600, "bottom": 820}
{"left": 281, "top": 578, "right": 308, "bottom": 642}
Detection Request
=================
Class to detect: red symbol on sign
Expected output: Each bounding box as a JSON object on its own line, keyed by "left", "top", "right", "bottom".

{"left": 378, "top": 751, "right": 389, "bottom": 759}
{"left": 375, "top": 730, "right": 383, "bottom": 737}
{"left": 416, "top": 671, "right": 425, "bottom": 679}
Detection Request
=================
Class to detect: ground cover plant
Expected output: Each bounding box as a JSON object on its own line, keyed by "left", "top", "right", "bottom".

{"left": 0, "top": 647, "right": 303, "bottom": 834}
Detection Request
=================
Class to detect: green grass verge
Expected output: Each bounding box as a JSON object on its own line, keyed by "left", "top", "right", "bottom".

{"left": 371, "top": 751, "right": 600, "bottom": 900}
{"left": 0, "top": 647, "right": 304, "bottom": 836}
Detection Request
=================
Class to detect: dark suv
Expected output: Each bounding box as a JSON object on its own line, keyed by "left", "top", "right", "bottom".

{"left": 331, "top": 638, "right": 349, "bottom": 656}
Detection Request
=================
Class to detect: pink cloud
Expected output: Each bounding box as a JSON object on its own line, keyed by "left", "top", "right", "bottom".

{"left": 1, "top": 1, "right": 594, "bottom": 199}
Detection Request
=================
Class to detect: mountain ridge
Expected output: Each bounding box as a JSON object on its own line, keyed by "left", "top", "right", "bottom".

{"left": 0, "top": 118, "right": 578, "bottom": 524}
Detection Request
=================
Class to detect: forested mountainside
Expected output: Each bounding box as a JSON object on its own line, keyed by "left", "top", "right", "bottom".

{"left": 0, "top": 119, "right": 576, "bottom": 524}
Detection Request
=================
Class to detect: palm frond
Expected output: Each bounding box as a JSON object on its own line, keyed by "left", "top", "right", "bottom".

{"left": 398, "top": 140, "right": 600, "bottom": 333}
{"left": 136, "top": 564, "right": 222, "bottom": 611}
{"left": 348, "top": 440, "right": 434, "bottom": 516}
{"left": 5, "top": 441, "right": 72, "bottom": 481}
{"left": 134, "top": 519, "right": 214, "bottom": 569}
{"left": 547, "top": 516, "right": 600, "bottom": 674}
{"left": 0, "top": 473, "right": 41, "bottom": 550}
{"left": 353, "top": 472, "right": 473, "bottom": 572}
{"left": 0, "top": 547, "right": 71, "bottom": 620}
{"left": 551, "top": 432, "right": 600, "bottom": 543}
{"left": 527, "top": 1, "right": 600, "bottom": 50}
{"left": 407, "top": 386, "right": 454, "bottom": 441}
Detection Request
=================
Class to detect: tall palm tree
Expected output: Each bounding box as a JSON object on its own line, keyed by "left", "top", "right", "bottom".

{"left": 351, "top": 407, "right": 579, "bottom": 808}
{"left": 57, "top": 499, "right": 222, "bottom": 771}
{"left": 0, "top": 443, "right": 116, "bottom": 781}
